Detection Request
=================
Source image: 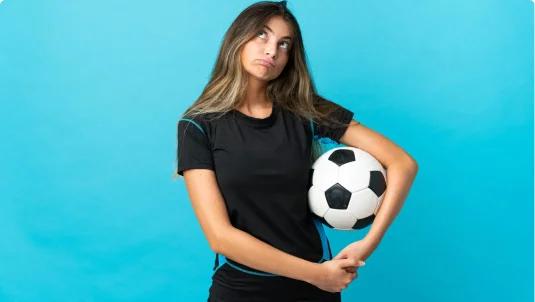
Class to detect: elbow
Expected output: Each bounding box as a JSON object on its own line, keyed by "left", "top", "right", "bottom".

{"left": 210, "top": 241, "right": 220, "bottom": 254}
{"left": 409, "top": 159, "right": 418, "bottom": 174}
{"left": 207, "top": 233, "right": 219, "bottom": 253}
{"left": 209, "top": 234, "right": 223, "bottom": 254}
{"left": 406, "top": 159, "right": 418, "bottom": 176}
{"left": 399, "top": 153, "right": 418, "bottom": 175}
{"left": 210, "top": 226, "right": 232, "bottom": 254}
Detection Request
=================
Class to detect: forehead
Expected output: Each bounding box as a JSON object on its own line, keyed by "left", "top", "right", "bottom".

{"left": 264, "top": 16, "right": 293, "bottom": 38}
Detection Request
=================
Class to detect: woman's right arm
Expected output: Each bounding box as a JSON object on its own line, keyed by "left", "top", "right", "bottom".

{"left": 183, "top": 168, "right": 361, "bottom": 292}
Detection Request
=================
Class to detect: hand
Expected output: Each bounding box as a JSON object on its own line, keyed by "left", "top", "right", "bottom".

{"left": 333, "top": 239, "right": 377, "bottom": 273}
{"left": 308, "top": 258, "right": 363, "bottom": 293}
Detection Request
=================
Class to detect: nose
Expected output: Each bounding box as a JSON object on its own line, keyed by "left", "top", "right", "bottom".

{"left": 264, "top": 41, "right": 277, "bottom": 59}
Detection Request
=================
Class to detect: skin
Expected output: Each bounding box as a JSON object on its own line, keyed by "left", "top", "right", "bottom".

{"left": 183, "top": 15, "right": 418, "bottom": 293}
{"left": 237, "top": 15, "right": 292, "bottom": 118}
{"left": 333, "top": 122, "right": 419, "bottom": 274}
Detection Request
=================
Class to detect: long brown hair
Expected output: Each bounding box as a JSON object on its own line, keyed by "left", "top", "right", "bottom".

{"left": 176, "top": 1, "right": 351, "bottom": 177}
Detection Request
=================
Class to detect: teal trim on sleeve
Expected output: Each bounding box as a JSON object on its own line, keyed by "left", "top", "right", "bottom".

{"left": 178, "top": 118, "right": 206, "bottom": 136}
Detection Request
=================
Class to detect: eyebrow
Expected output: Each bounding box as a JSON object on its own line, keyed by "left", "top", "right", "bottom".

{"left": 263, "top": 25, "right": 293, "bottom": 41}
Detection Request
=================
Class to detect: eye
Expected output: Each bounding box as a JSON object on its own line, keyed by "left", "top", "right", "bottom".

{"left": 256, "top": 30, "right": 267, "bottom": 39}
{"left": 279, "top": 40, "right": 290, "bottom": 49}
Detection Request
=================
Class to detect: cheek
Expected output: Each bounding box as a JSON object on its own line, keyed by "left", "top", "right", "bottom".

{"left": 240, "top": 48, "right": 249, "bottom": 66}
{"left": 241, "top": 42, "right": 259, "bottom": 62}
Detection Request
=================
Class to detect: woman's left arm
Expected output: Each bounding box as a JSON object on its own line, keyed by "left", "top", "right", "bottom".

{"left": 336, "top": 120, "right": 419, "bottom": 264}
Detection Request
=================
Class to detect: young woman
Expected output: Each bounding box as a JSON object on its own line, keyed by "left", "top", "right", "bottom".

{"left": 176, "top": 1, "right": 418, "bottom": 301}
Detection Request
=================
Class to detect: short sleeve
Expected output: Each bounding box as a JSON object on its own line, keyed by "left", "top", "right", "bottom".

{"left": 312, "top": 98, "right": 356, "bottom": 143}
{"left": 176, "top": 116, "right": 215, "bottom": 177}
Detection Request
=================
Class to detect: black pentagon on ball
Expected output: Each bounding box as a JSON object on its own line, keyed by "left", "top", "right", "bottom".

{"left": 352, "top": 214, "right": 375, "bottom": 229}
{"left": 328, "top": 149, "right": 355, "bottom": 166}
{"left": 324, "top": 183, "right": 352, "bottom": 209}
{"left": 369, "top": 170, "right": 387, "bottom": 197}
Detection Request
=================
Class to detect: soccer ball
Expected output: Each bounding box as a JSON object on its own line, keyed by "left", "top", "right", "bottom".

{"left": 308, "top": 147, "right": 387, "bottom": 230}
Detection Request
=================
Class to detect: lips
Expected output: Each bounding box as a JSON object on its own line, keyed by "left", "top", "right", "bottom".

{"left": 257, "top": 59, "right": 275, "bottom": 68}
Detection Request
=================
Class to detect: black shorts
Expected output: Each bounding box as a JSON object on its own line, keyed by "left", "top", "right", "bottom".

{"left": 207, "top": 263, "right": 341, "bottom": 302}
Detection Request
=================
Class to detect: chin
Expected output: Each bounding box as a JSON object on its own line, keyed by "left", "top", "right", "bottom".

{"left": 244, "top": 65, "right": 280, "bottom": 81}
{"left": 247, "top": 71, "right": 274, "bottom": 82}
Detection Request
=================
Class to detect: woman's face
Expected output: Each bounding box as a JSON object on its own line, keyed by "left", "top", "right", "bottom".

{"left": 240, "top": 16, "right": 293, "bottom": 82}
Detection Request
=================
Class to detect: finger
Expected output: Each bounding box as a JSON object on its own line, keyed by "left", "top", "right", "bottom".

{"left": 345, "top": 267, "right": 356, "bottom": 273}
{"left": 341, "top": 258, "right": 357, "bottom": 267}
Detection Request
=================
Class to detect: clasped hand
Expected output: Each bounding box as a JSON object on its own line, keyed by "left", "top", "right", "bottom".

{"left": 333, "top": 239, "right": 376, "bottom": 273}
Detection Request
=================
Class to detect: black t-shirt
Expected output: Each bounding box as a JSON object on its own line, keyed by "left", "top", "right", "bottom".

{"left": 176, "top": 98, "right": 355, "bottom": 280}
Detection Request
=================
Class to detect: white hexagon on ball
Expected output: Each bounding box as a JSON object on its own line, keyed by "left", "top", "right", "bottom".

{"left": 311, "top": 158, "right": 339, "bottom": 191}
{"left": 307, "top": 185, "right": 330, "bottom": 217}
{"left": 324, "top": 208, "right": 357, "bottom": 230}
{"left": 337, "top": 161, "right": 370, "bottom": 192}
{"left": 346, "top": 188, "right": 382, "bottom": 218}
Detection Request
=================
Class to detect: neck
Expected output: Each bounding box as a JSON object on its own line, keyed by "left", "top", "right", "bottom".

{"left": 241, "top": 77, "right": 271, "bottom": 108}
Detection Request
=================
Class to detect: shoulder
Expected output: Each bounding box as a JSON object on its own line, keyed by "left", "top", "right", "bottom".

{"left": 177, "top": 111, "right": 230, "bottom": 137}
{"left": 312, "top": 96, "right": 351, "bottom": 115}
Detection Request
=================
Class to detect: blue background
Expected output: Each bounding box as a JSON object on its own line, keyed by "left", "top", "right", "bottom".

{"left": 0, "top": 0, "right": 533, "bottom": 301}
